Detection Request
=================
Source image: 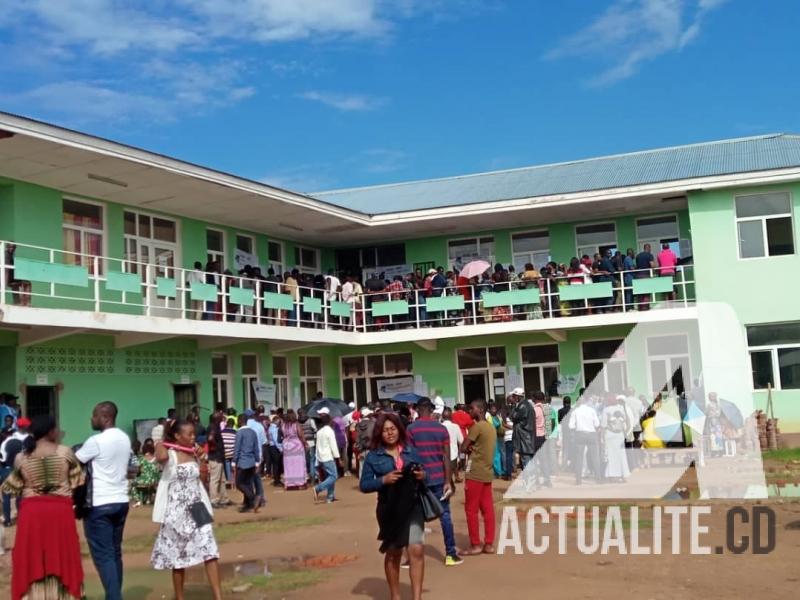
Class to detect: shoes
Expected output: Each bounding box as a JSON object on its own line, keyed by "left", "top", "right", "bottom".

{"left": 238, "top": 506, "right": 252, "bottom": 513}
{"left": 400, "top": 560, "right": 410, "bottom": 569}
{"left": 445, "top": 555, "right": 464, "bottom": 566}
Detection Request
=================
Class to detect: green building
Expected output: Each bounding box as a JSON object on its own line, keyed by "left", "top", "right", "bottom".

{"left": 1, "top": 112, "right": 798, "bottom": 445}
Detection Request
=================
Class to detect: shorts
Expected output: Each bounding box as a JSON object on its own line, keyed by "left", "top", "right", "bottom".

{"left": 407, "top": 503, "right": 426, "bottom": 546}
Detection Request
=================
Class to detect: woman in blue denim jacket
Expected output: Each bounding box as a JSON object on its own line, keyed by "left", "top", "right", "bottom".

{"left": 360, "top": 412, "right": 426, "bottom": 600}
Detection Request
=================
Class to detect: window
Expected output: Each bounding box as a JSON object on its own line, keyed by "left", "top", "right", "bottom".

{"left": 272, "top": 356, "right": 289, "bottom": 408}
{"left": 206, "top": 229, "right": 226, "bottom": 270}
{"left": 511, "top": 231, "right": 550, "bottom": 272}
{"left": 637, "top": 215, "right": 680, "bottom": 253}
{"left": 241, "top": 353, "right": 259, "bottom": 408}
{"left": 520, "top": 344, "right": 559, "bottom": 396}
{"left": 212, "top": 354, "right": 230, "bottom": 409}
{"left": 448, "top": 237, "right": 495, "bottom": 270}
{"left": 123, "top": 210, "right": 178, "bottom": 276}
{"left": 63, "top": 198, "right": 105, "bottom": 274}
{"left": 576, "top": 223, "right": 617, "bottom": 258}
{"left": 294, "top": 246, "right": 320, "bottom": 273}
{"left": 646, "top": 334, "right": 691, "bottom": 396}
{"left": 299, "top": 355, "right": 324, "bottom": 403}
{"left": 581, "top": 339, "right": 627, "bottom": 393}
{"left": 457, "top": 346, "right": 507, "bottom": 403}
{"left": 236, "top": 234, "right": 254, "bottom": 255}
{"left": 336, "top": 244, "right": 407, "bottom": 275}
{"left": 747, "top": 322, "right": 800, "bottom": 390}
{"left": 341, "top": 353, "right": 414, "bottom": 407}
{"left": 736, "top": 192, "right": 794, "bottom": 258}
{"left": 457, "top": 347, "right": 506, "bottom": 369}
{"left": 268, "top": 241, "right": 284, "bottom": 275}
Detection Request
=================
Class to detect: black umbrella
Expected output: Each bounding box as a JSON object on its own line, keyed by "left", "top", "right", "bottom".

{"left": 301, "top": 397, "right": 353, "bottom": 418}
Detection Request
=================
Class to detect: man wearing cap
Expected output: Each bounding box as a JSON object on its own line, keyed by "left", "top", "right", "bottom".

{"left": 0, "top": 416, "right": 29, "bottom": 526}
{"left": 509, "top": 387, "right": 535, "bottom": 471}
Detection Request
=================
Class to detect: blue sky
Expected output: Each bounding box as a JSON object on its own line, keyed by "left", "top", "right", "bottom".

{"left": 1, "top": 0, "right": 798, "bottom": 193}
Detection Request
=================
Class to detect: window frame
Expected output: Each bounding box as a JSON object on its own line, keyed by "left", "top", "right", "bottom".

{"left": 747, "top": 323, "right": 800, "bottom": 390}
{"left": 575, "top": 221, "right": 617, "bottom": 258}
{"left": 294, "top": 245, "right": 320, "bottom": 273}
{"left": 635, "top": 213, "right": 680, "bottom": 253}
{"left": 241, "top": 353, "right": 260, "bottom": 409}
{"left": 272, "top": 355, "right": 289, "bottom": 409}
{"left": 447, "top": 236, "right": 496, "bottom": 269}
{"left": 62, "top": 196, "right": 107, "bottom": 275}
{"left": 299, "top": 355, "right": 324, "bottom": 404}
{"left": 519, "top": 342, "right": 560, "bottom": 395}
{"left": 211, "top": 353, "right": 231, "bottom": 409}
{"left": 511, "top": 229, "right": 550, "bottom": 272}
{"left": 580, "top": 337, "right": 627, "bottom": 392}
{"left": 235, "top": 233, "right": 255, "bottom": 255}
{"left": 339, "top": 353, "right": 414, "bottom": 406}
{"left": 734, "top": 191, "right": 795, "bottom": 261}
{"left": 206, "top": 228, "right": 227, "bottom": 271}
{"left": 268, "top": 241, "right": 284, "bottom": 275}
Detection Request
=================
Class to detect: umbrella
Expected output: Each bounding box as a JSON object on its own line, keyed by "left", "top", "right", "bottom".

{"left": 460, "top": 259, "right": 491, "bottom": 280}
{"left": 301, "top": 397, "right": 352, "bottom": 418}
{"left": 719, "top": 398, "right": 744, "bottom": 428}
{"left": 392, "top": 392, "right": 423, "bottom": 404}
{"left": 682, "top": 401, "right": 707, "bottom": 436}
{"left": 654, "top": 397, "right": 683, "bottom": 442}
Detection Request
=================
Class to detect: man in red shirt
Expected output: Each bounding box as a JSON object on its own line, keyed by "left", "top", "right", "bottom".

{"left": 451, "top": 404, "right": 474, "bottom": 483}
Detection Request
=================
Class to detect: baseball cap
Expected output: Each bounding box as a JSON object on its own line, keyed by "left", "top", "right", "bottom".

{"left": 510, "top": 387, "right": 525, "bottom": 396}
{"left": 361, "top": 407, "right": 373, "bottom": 417}
{"left": 616, "top": 394, "right": 626, "bottom": 401}
{"left": 428, "top": 268, "right": 437, "bottom": 275}
{"left": 433, "top": 406, "right": 444, "bottom": 415}
{"left": 348, "top": 402, "right": 356, "bottom": 409}
{"left": 317, "top": 407, "right": 331, "bottom": 415}
{"left": 17, "top": 417, "right": 31, "bottom": 428}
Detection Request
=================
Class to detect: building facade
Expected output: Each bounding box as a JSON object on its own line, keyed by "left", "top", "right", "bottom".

{"left": 1, "top": 113, "right": 798, "bottom": 445}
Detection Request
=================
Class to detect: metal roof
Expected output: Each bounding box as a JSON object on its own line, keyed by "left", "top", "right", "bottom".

{"left": 313, "top": 134, "right": 800, "bottom": 215}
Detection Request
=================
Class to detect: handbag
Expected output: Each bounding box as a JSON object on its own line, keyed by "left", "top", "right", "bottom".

{"left": 189, "top": 501, "right": 213, "bottom": 527}
{"left": 418, "top": 484, "right": 444, "bottom": 522}
{"left": 73, "top": 461, "right": 93, "bottom": 520}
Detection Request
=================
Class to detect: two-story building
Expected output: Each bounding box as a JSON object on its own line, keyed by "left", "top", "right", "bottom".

{"left": 1, "top": 112, "right": 798, "bottom": 445}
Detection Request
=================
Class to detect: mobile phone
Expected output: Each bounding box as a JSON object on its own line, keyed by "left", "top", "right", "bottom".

{"left": 440, "top": 488, "right": 452, "bottom": 501}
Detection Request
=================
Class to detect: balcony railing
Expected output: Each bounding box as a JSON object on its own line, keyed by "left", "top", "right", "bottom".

{"left": 1, "top": 240, "right": 695, "bottom": 334}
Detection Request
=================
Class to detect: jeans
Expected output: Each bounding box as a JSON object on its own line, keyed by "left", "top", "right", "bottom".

{"left": 428, "top": 483, "right": 458, "bottom": 557}
{"left": 268, "top": 446, "right": 283, "bottom": 484}
{"left": 236, "top": 466, "right": 256, "bottom": 508}
{"left": 252, "top": 467, "right": 265, "bottom": 500}
{"left": 223, "top": 459, "right": 232, "bottom": 482}
{"left": 306, "top": 447, "right": 317, "bottom": 483}
{"left": 315, "top": 460, "right": 338, "bottom": 501}
{"left": 533, "top": 435, "right": 551, "bottom": 483}
{"left": 0, "top": 465, "right": 19, "bottom": 525}
{"left": 464, "top": 479, "right": 495, "bottom": 548}
{"left": 503, "top": 440, "right": 514, "bottom": 477}
{"left": 84, "top": 502, "right": 129, "bottom": 600}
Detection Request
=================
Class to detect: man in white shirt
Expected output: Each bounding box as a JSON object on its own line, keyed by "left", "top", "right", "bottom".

{"left": 313, "top": 408, "right": 341, "bottom": 504}
{"left": 186, "top": 261, "right": 205, "bottom": 319}
{"left": 325, "top": 269, "right": 342, "bottom": 327}
{"left": 75, "top": 401, "right": 132, "bottom": 600}
{"left": 568, "top": 397, "right": 601, "bottom": 485}
{"left": 150, "top": 417, "right": 166, "bottom": 444}
{"left": 440, "top": 407, "right": 463, "bottom": 485}
{"left": 340, "top": 275, "right": 356, "bottom": 329}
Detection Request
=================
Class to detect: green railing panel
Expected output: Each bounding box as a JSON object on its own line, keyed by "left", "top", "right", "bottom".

{"left": 331, "top": 301, "right": 352, "bottom": 318}
{"left": 558, "top": 282, "right": 613, "bottom": 302}
{"left": 263, "top": 292, "right": 294, "bottom": 311}
{"left": 190, "top": 281, "right": 218, "bottom": 302}
{"left": 481, "top": 288, "right": 540, "bottom": 308}
{"left": 229, "top": 286, "right": 255, "bottom": 306}
{"left": 301, "top": 296, "right": 322, "bottom": 314}
{"left": 156, "top": 278, "right": 177, "bottom": 298}
{"left": 632, "top": 276, "right": 675, "bottom": 295}
{"left": 372, "top": 300, "right": 408, "bottom": 317}
{"left": 14, "top": 257, "right": 89, "bottom": 287}
{"left": 427, "top": 295, "right": 465, "bottom": 313}
{"left": 106, "top": 271, "right": 141, "bottom": 294}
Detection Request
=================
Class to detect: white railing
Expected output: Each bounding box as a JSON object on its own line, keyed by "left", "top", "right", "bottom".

{"left": 0, "top": 239, "right": 695, "bottom": 333}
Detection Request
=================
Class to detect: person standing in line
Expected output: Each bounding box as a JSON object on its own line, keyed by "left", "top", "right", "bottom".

{"left": 460, "top": 399, "right": 497, "bottom": 556}
{"left": 281, "top": 410, "right": 307, "bottom": 489}
{"left": 500, "top": 407, "right": 514, "bottom": 480}
{"left": 407, "top": 398, "right": 462, "bottom": 566}
{"left": 657, "top": 242, "right": 679, "bottom": 301}
{"left": 568, "top": 396, "right": 601, "bottom": 485}
{"left": 0, "top": 415, "right": 29, "bottom": 527}
{"left": 232, "top": 414, "right": 261, "bottom": 513}
{"left": 186, "top": 261, "right": 205, "bottom": 319}
{"left": 0, "top": 392, "right": 19, "bottom": 430}
{"left": 634, "top": 243, "right": 656, "bottom": 310}
{"left": 558, "top": 397, "right": 573, "bottom": 469}
{"left": 75, "top": 402, "right": 132, "bottom": 600}
{"left": 299, "top": 409, "right": 317, "bottom": 484}
{"left": 531, "top": 391, "right": 553, "bottom": 487}
{"left": 150, "top": 417, "right": 166, "bottom": 444}
{"left": 312, "top": 409, "right": 340, "bottom": 504}
{"left": 509, "top": 388, "right": 534, "bottom": 471}
{"left": 206, "top": 413, "right": 230, "bottom": 508}
{"left": 267, "top": 415, "right": 284, "bottom": 487}
{"left": 440, "top": 408, "right": 463, "bottom": 485}
{"left": 2, "top": 415, "right": 84, "bottom": 599}
{"left": 151, "top": 419, "right": 222, "bottom": 600}
{"left": 244, "top": 409, "right": 267, "bottom": 508}
{"left": 220, "top": 416, "right": 237, "bottom": 484}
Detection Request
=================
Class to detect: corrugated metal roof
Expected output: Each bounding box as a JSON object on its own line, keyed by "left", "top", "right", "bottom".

{"left": 313, "top": 134, "right": 800, "bottom": 215}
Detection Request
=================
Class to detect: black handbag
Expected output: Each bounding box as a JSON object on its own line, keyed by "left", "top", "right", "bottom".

{"left": 73, "top": 461, "right": 93, "bottom": 520}
{"left": 189, "top": 501, "right": 213, "bottom": 527}
{"left": 418, "top": 484, "right": 444, "bottom": 522}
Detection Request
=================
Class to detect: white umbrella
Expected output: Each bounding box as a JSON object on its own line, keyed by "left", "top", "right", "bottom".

{"left": 654, "top": 397, "right": 683, "bottom": 442}
{"left": 460, "top": 259, "right": 491, "bottom": 280}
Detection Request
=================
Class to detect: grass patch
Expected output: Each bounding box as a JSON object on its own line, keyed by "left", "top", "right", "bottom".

{"left": 215, "top": 516, "right": 330, "bottom": 544}
{"left": 763, "top": 448, "right": 800, "bottom": 462}
{"left": 223, "top": 570, "right": 323, "bottom": 594}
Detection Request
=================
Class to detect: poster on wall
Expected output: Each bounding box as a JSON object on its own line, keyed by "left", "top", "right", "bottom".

{"left": 362, "top": 264, "right": 410, "bottom": 283}
{"left": 413, "top": 375, "right": 429, "bottom": 397}
{"left": 252, "top": 381, "right": 276, "bottom": 406}
{"left": 376, "top": 376, "right": 415, "bottom": 399}
{"left": 556, "top": 373, "right": 581, "bottom": 396}
{"left": 234, "top": 248, "right": 260, "bottom": 272}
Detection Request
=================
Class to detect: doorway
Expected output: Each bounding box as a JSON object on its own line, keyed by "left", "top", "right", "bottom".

{"left": 173, "top": 384, "right": 197, "bottom": 419}
{"left": 461, "top": 372, "right": 487, "bottom": 404}
{"left": 25, "top": 386, "right": 58, "bottom": 425}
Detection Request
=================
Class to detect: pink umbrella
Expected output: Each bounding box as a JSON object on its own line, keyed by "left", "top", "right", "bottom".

{"left": 460, "top": 259, "right": 491, "bottom": 280}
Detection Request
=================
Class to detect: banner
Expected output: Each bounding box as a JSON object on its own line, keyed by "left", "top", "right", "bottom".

{"left": 376, "top": 376, "right": 415, "bottom": 399}
{"left": 234, "top": 248, "right": 260, "bottom": 272}
{"left": 362, "top": 264, "right": 410, "bottom": 283}
{"left": 252, "top": 380, "right": 276, "bottom": 406}
{"left": 556, "top": 373, "right": 581, "bottom": 396}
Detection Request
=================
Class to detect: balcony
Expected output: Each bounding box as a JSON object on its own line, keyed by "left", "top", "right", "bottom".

{"left": 0, "top": 240, "right": 698, "bottom": 348}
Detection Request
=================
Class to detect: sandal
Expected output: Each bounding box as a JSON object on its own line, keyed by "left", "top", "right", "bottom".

{"left": 460, "top": 546, "right": 484, "bottom": 556}
{"left": 482, "top": 545, "right": 496, "bottom": 554}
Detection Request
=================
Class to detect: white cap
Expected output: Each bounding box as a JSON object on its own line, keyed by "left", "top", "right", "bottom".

{"left": 616, "top": 394, "right": 626, "bottom": 401}
{"left": 348, "top": 402, "right": 356, "bottom": 409}
{"left": 510, "top": 387, "right": 525, "bottom": 396}
{"left": 361, "top": 407, "right": 373, "bottom": 417}
{"left": 433, "top": 406, "right": 444, "bottom": 415}
{"left": 433, "top": 397, "right": 444, "bottom": 407}
{"left": 317, "top": 407, "right": 331, "bottom": 415}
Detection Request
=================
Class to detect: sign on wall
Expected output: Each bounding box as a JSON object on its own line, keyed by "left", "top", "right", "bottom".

{"left": 556, "top": 373, "right": 581, "bottom": 396}
{"left": 252, "top": 381, "right": 276, "bottom": 406}
{"left": 376, "top": 376, "right": 415, "bottom": 399}
{"left": 234, "top": 248, "right": 261, "bottom": 273}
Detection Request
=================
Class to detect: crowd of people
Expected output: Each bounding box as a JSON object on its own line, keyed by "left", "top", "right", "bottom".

{"left": 186, "top": 243, "right": 684, "bottom": 329}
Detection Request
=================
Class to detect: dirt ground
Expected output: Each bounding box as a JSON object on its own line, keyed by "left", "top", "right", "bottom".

{"left": 1, "top": 466, "right": 799, "bottom": 599}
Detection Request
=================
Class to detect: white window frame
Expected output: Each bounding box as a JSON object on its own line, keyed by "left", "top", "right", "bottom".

{"left": 268, "top": 241, "right": 284, "bottom": 276}
{"left": 235, "top": 233, "right": 255, "bottom": 255}
{"left": 635, "top": 213, "right": 680, "bottom": 253}
{"left": 294, "top": 245, "right": 320, "bottom": 274}
{"left": 211, "top": 353, "right": 231, "bottom": 409}
{"left": 747, "top": 323, "right": 800, "bottom": 391}
{"left": 272, "top": 355, "right": 289, "bottom": 409}
{"left": 734, "top": 191, "right": 795, "bottom": 260}
{"left": 299, "top": 355, "right": 324, "bottom": 404}
{"left": 455, "top": 346, "right": 507, "bottom": 403}
{"left": 511, "top": 229, "right": 550, "bottom": 272}
{"left": 519, "top": 342, "right": 560, "bottom": 395}
{"left": 241, "top": 353, "right": 260, "bottom": 409}
{"left": 339, "top": 353, "right": 414, "bottom": 406}
{"left": 123, "top": 209, "right": 181, "bottom": 278}
{"left": 447, "top": 236, "right": 496, "bottom": 270}
{"left": 580, "top": 338, "right": 627, "bottom": 392}
{"left": 206, "top": 228, "right": 227, "bottom": 271}
{"left": 62, "top": 196, "right": 107, "bottom": 275}
{"left": 575, "top": 221, "right": 617, "bottom": 259}
{"left": 645, "top": 333, "right": 691, "bottom": 396}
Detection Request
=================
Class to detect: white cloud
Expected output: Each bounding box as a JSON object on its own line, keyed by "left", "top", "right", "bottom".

{"left": 545, "top": 0, "right": 728, "bottom": 86}
{"left": 360, "top": 149, "right": 408, "bottom": 173}
{"left": 297, "top": 91, "right": 387, "bottom": 112}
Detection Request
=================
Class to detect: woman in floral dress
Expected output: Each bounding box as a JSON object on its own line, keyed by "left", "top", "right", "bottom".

{"left": 131, "top": 438, "right": 160, "bottom": 506}
{"left": 151, "top": 419, "right": 222, "bottom": 600}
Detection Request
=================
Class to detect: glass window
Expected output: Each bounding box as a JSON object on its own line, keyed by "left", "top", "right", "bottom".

{"left": 376, "top": 244, "right": 406, "bottom": 266}
{"left": 458, "top": 347, "right": 487, "bottom": 370}
{"left": 747, "top": 323, "right": 800, "bottom": 347}
{"left": 646, "top": 335, "right": 690, "bottom": 356}
{"left": 737, "top": 220, "right": 765, "bottom": 259}
{"left": 342, "top": 356, "right": 366, "bottom": 377}
{"left": 268, "top": 241, "right": 282, "bottom": 262}
{"left": 153, "top": 218, "right": 176, "bottom": 243}
{"left": 272, "top": 356, "right": 287, "bottom": 376}
{"left": 766, "top": 217, "right": 794, "bottom": 255}
{"left": 521, "top": 344, "right": 559, "bottom": 364}
{"left": 62, "top": 199, "right": 105, "bottom": 274}
{"left": 735, "top": 192, "right": 791, "bottom": 218}
{"left": 637, "top": 215, "right": 679, "bottom": 240}
{"left": 385, "top": 353, "right": 413, "bottom": 373}
{"left": 582, "top": 339, "right": 624, "bottom": 361}
{"left": 448, "top": 237, "right": 495, "bottom": 268}
{"left": 778, "top": 348, "right": 800, "bottom": 389}
{"left": 303, "top": 356, "right": 322, "bottom": 377}
{"left": 735, "top": 192, "right": 794, "bottom": 258}
{"left": 512, "top": 231, "right": 549, "bottom": 253}
{"left": 750, "top": 351, "right": 774, "bottom": 389}
{"left": 367, "top": 355, "right": 384, "bottom": 375}
{"left": 241, "top": 354, "right": 258, "bottom": 376}
{"left": 488, "top": 346, "right": 507, "bottom": 367}
{"left": 207, "top": 229, "right": 224, "bottom": 252}
{"left": 212, "top": 354, "right": 228, "bottom": 375}
{"left": 236, "top": 234, "right": 254, "bottom": 254}
{"left": 294, "top": 246, "right": 319, "bottom": 271}
{"left": 576, "top": 223, "right": 616, "bottom": 246}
